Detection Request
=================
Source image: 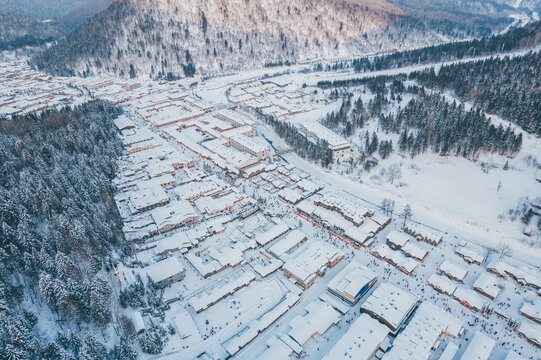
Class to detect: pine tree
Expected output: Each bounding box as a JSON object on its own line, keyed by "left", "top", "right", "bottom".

{"left": 90, "top": 277, "right": 112, "bottom": 328}
{"left": 79, "top": 334, "right": 107, "bottom": 360}
{"left": 113, "top": 339, "right": 138, "bottom": 360}
{"left": 139, "top": 328, "right": 164, "bottom": 355}
{"left": 128, "top": 64, "right": 136, "bottom": 79}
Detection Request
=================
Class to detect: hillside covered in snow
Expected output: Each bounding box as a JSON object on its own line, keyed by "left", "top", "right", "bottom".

{"left": 31, "top": 0, "right": 512, "bottom": 79}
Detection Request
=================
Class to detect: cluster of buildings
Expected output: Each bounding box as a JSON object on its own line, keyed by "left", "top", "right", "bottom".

{"left": 296, "top": 190, "right": 391, "bottom": 248}
{"left": 228, "top": 77, "right": 354, "bottom": 162}
{"left": 0, "top": 56, "right": 86, "bottom": 117}
{"left": 369, "top": 230, "right": 431, "bottom": 276}
{"left": 247, "top": 164, "right": 320, "bottom": 206}
{"left": 162, "top": 108, "right": 272, "bottom": 174}
{"left": 113, "top": 117, "right": 204, "bottom": 241}
{"left": 227, "top": 79, "right": 314, "bottom": 118}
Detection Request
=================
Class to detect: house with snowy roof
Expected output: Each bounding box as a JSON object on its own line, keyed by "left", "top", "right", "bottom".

{"left": 283, "top": 241, "right": 344, "bottom": 289}
{"left": 142, "top": 256, "right": 185, "bottom": 287}
{"left": 327, "top": 261, "right": 378, "bottom": 305}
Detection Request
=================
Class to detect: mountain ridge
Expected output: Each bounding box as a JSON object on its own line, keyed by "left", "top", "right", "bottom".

{"left": 31, "top": 0, "right": 511, "bottom": 79}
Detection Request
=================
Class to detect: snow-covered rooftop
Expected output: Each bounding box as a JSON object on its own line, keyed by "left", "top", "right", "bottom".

{"left": 298, "top": 121, "right": 350, "bottom": 150}
{"left": 214, "top": 109, "right": 256, "bottom": 127}
{"left": 128, "top": 185, "right": 169, "bottom": 213}
{"left": 268, "top": 229, "right": 307, "bottom": 258}
{"left": 361, "top": 281, "right": 419, "bottom": 333}
{"left": 453, "top": 287, "right": 486, "bottom": 311}
{"left": 382, "top": 301, "right": 463, "bottom": 360}
{"left": 427, "top": 273, "right": 458, "bottom": 295}
{"left": 323, "top": 313, "right": 388, "bottom": 360}
{"left": 386, "top": 230, "right": 411, "bottom": 248}
{"left": 520, "top": 301, "right": 541, "bottom": 323}
{"left": 439, "top": 260, "right": 468, "bottom": 282}
{"left": 518, "top": 321, "right": 541, "bottom": 345}
{"left": 473, "top": 273, "right": 501, "bottom": 299}
{"left": 439, "top": 342, "right": 459, "bottom": 360}
{"left": 142, "top": 256, "right": 185, "bottom": 284}
{"left": 456, "top": 241, "right": 487, "bottom": 264}
{"left": 283, "top": 241, "right": 344, "bottom": 285}
{"left": 326, "top": 261, "right": 377, "bottom": 304}
{"left": 150, "top": 200, "right": 197, "bottom": 230}
{"left": 255, "top": 218, "right": 291, "bottom": 246}
{"left": 188, "top": 271, "right": 256, "bottom": 313}
{"left": 287, "top": 301, "right": 340, "bottom": 347}
{"left": 257, "top": 337, "right": 292, "bottom": 360}
{"left": 460, "top": 331, "right": 496, "bottom": 360}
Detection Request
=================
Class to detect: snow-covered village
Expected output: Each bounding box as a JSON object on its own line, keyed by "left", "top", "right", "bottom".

{"left": 0, "top": 1, "right": 541, "bottom": 360}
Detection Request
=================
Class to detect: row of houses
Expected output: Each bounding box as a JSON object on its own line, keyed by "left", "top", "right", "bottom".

{"left": 487, "top": 258, "right": 541, "bottom": 290}
{"left": 228, "top": 79, "right": 311, "bottom": 119}
{"left": 403, "top": 224, "right": 443, "bottom": 246}
{"left": 371, "top": 243, "right": 419, "bottom": 276}
{"left": 296, "top": 193, "right": 390, "bottom": 248}
{"left": 385, "top": 230, "right": 429, "bottom": 262}
{"left": 428, "top": 274, "right": 487, "bottom": 312}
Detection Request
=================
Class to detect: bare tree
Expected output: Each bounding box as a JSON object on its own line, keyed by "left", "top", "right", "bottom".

{"left": 401, "top": 203, "right": 413, "bottom": 227}
{"left": 389, "top": 199, "right": 395, "bottom": 216}
{"left": 381, "top": 198, "right": 395, "bottom": 216}
{"left": 387, "top": 164, "right": 401, "bottom": 184}
{"left": 381, "top": 199, "right": 390, "bottom": 215}
{"left": 497, "top": 240, "right": 512, "bottom": 258}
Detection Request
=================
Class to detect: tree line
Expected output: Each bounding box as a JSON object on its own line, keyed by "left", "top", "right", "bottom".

{"left": 255, "top": 110, "right": 334, "bottom": 167}
{"left": 320, "top": 75, "right": 522, "bottom": 159}
{"left": 390, "top": 90, "right": 523, "bottom": 157}
{"left": 318, "top": 51, "right": 539, "bottom": 136}
{"left": 351, "top": 20, "right": 541, "bottom": 73}
{"left": 409, "top": 52, "right": 541, "bottom": 135}
{"left": 0, "top": 101, "right": 138, "bottom": 359}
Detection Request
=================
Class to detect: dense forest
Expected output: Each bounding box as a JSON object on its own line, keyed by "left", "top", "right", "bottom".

{"left": 409, "top": 52, "right": 541, "bottom": 135}
{"left": 389, "top": 91, "right": 523, "bottom": 157}
{"left": 255, "top": 110, "right": 334, "bottom": 167}
{"left": 0, "top": 13, "right": 59, "bottom": 50}
{"left": 350, "top": 20, "right": 541, "bottom": 72}
{"left": 321, "top": 76, "right": 522, "bottom": 159}
{"left": 318, "top": 51, "right": 540, "bottom": 136}
{"left": 0, "top": 0, "right": 89, "bottom": 20}
{"left": 0, "top": 101, "right": 137, "bottom": 359}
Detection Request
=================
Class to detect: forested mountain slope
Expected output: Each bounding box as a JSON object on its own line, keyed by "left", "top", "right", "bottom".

{"left": 0, "top": 0, "right": 89, "bottom": 20}
{"left": 390, "top": 0, "right": 540, "bottom": 18}
{"left": 351, "top": 20, "right": 541, "bottom": 72}
{"left": 58, "top": 0, "right": 114, "bottom": 34}
{"left": 410, "top": 52, "right": 541, "bottom": 135}
{"left": 0, "top": 13, "right": 59, "bottom": 50}
{"left": 0, "top": 101, "right": 134, "bottom": 359}
{"left": 31, "top": 0, "right": 509, "bottom": 79}
{"left": 321, "top": 49, "right": 541, "bottom": 136}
